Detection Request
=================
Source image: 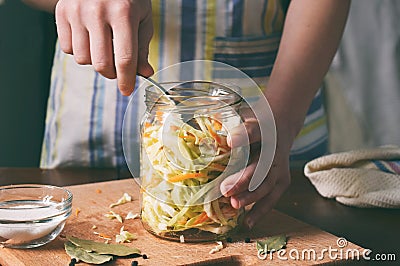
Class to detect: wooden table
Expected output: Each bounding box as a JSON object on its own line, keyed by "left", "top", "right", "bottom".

{"left": 1, "top": 168, "right": 399, "bottom": 264}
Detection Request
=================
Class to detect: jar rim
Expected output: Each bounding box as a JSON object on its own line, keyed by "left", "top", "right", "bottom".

{"left": 144, "top": 80, "right": 242, "bottom": 112}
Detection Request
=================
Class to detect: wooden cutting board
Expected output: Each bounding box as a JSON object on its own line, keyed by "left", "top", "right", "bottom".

{"left": 0, "top": 179, "right": 365, "bottom": 266}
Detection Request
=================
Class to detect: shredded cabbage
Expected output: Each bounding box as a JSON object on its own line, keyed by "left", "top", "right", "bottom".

{"left": 140, "top": 113, "right": 243, "bottom": 237}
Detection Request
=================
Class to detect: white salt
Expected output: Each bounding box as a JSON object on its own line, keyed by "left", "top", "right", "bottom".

{"left": 0, "top": 201, "right": 64, "bottom": 243}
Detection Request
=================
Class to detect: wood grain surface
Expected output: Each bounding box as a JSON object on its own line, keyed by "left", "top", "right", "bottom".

{"left": 0, "top": 179, "right": 365, "bottom": 265}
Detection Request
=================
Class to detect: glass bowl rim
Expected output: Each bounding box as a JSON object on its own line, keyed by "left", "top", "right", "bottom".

{"left": 0, "top": 184, "right": 73, "bottom": 212}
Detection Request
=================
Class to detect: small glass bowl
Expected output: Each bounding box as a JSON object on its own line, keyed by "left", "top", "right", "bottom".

{"left": 0, "top": 184, "right": 73, "bottom": 248}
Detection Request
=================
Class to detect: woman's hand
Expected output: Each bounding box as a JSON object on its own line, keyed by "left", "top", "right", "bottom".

{"left": 220, "top": 107, "right": 293, "bottom": 230}
{"left": 55, "top": 0, "right": 154, "bottom": 95}
{"left": 220, "top": 0, "right": 351, "bottom": 230}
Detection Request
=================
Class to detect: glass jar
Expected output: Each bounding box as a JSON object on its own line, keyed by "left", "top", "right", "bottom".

{"left": 139, "top": 81, "right": 248, "bottom": 242}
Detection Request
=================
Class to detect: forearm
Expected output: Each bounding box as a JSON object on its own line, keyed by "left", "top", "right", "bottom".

{"left": 266, "top": 0, "right": 351, "bottom": 139}
{"left": 22, "top": 0, "right": 58, "bottom": 13}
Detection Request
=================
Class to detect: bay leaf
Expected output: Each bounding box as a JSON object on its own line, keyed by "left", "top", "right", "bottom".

{"left": 67, "top": 236, "right": 141, "bottom": 256}
{"left": 256, "top": 234, "right": 287, "bottom": 254}
{"left": 65, "top": 241, "right": 113, "bottom": 264}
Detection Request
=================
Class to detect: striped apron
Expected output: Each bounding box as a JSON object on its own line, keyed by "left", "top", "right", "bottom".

{"left": 41, "top": 0, "right": 328, "bottom": 170}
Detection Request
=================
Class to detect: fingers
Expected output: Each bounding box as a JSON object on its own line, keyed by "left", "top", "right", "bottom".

{"left": 55, "top": 4, "right": 72, "bottom": 54}
{"left": 229, "top": 169, "right": 278, "bottom": 209}
{"left": 228, "top": 118, "right": 261, "bottom": 148}
{"left": 70, "top": 24, "right": 91, "bottom": 65}
{"left": 55, "top": 0, "right": 154, "bottom": 96}
{"left": 57, "top": 1, "right": 91, "bottom": 64}
{"left": 238, "top": 159, "right": 290, "bottom": 229}
{"left": 111, "top": 12, "right": 138, "bottom": 96}
{"left": 137, "top": 47, "right": 154, "bottom": 78}
{"left": 220, "top": 160, "right": 257, "bottom": 200}
{"left": 227, "top": 103, "right": 261, "bottom": 148}
{"left": 221, "top": 149, "right": 291, "bottom": 229}
{"left": 220, "top": 141, "right": 261, "bottom": 198}
{"left": 137, "top": 10, "right": 154, "bottom": 78}
{"left": 88, "top": 13, "right": 116, "bottom": 79}
{"left": 243, "top": 178, "right": 290, "bottom": 229}
{"left": 111, "top": 5, "right": 154, "bottom": 95}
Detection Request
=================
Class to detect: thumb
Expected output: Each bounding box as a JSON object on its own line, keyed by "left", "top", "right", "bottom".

{"left": 137, "top": 48, "right": 154, "bottom": 77}
{"left": 227, "top": 118, "right": 261, "bottom": 148}
{"left": 137, "top": 7, "right": 154, "bottom": 78}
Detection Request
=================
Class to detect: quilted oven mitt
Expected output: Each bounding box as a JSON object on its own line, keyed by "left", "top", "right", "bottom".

{"left": 304, "top": 146, "right": 400, "bottom": 208}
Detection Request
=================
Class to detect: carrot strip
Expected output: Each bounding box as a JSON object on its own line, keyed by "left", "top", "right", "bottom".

{"left": 155, "top": 111, "right": 164, "bottom": 121}
{"left": 206, "top": 124, "right": 221, "bottom": 144}
{"left": 213, "top": 120, "right": 222, "bottom": 131}
{"left": 193, "top": 212, "right": 209, "bottom": 225}
{"left": 144, "top": 122, "right": 152, "bottom": 128}
{"left": 168, "top": 172, "right": 206, "bottom": 182}
{"left": 179, "top": 135, "right": 196, "bottom": 141}
{"left": 143, "top": 132, "right": 151, "bottom": 138}
{"left": 99, "top": 233, "right": 112, "bottom": 239}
